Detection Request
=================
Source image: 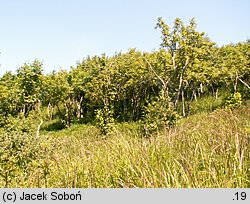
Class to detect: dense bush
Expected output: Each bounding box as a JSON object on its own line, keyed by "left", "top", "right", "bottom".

{"left": 0, "top": 131, "right": 36, "bottom": 186}
{"left": 141, "top": 93, "right": 179, "bottom": 136}
{"left": 95, "top": 105, "right": 115, "bottom": 135}
{"left": 0, "top": 130, "right": 53, "bottom": 187}
{"left": 223, "top": 92, "right": 242, "bottom": 109}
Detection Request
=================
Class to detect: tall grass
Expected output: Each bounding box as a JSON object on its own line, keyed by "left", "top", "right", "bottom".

{"left": 188, "top": 92, "right": 226, "bottom": 115}
{"left": 1, "top": 104, "right": 249, "bottom": 188}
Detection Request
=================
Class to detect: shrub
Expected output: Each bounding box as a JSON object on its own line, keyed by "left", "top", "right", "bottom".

{"left": 3, "top": 116, "right": 33, "bottom": 133}
{"left": 141, "top": 93, "right": 179, "bottom": 136}
{"left": 223, "top": 92, "right": 242, "bottom": 109}
{"left": 95, "top": 105, "right": 115, "bottom": 135}
{"left": 0, "top": 131, "right": 40, "bottom": 186}
{"left": 0, "top": 110, "right": 44, "bottom": 133}
{"left": 238, "top": 86, "right": 250, "bottom": 100}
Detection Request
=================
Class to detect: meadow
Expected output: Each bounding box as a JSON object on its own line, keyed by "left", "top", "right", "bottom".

{"left": 1, "top": 101, "right": 249, "bottom": 188}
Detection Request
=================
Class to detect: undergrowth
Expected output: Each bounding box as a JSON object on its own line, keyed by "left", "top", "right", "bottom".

{"left": 1, "top": 102, "right": 249, "bottom": 187}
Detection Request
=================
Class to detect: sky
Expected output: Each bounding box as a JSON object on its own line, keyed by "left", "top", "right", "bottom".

{"left": 0, "top": 0, "right": 249, "bottom": 76}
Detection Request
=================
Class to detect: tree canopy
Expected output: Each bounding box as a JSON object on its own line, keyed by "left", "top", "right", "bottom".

{"left": 0, "top": 17, "right": 249, "bottom": 135}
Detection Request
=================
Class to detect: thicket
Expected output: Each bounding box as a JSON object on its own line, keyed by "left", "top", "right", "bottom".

{"left": 0, "top": 17, "right": 250, "bottom": 135}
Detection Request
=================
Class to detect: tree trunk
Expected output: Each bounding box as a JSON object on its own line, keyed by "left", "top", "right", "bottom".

{"left": 174, "top": 58, "right": 189, "bottom": 110}
{"left": 182, "top": 89, "right": 186, "bottom": 117}
{"left": 76, "top": 96, "right": 83, "bottom": 121}
{"left": 56, "top": 104, "right": 63, "bottom": 120}
{"left": 36, "top": 119, "right": 43, "bottom": 136}
{"left": 123, "top": 99, "right": 126, "bottom": 121}
{"left": 200, "top": 83, "right": 203, "bottom": 94}
{"left": 234, "top": 75, "right": 238, "bottom": 93}
{"left": 23, "top": 104, "right": 30, "bottom": 118}
{"left": 215, "top": 88, "right": 218, "bottom": 99}
{"left": 65, "top": 100, "right": 73, "bottom": 127}
{"left": 47, "top": 103, "right": 53, "bottom": 120}
{"left": 174, "top": 74, "right": 183, "bottom": 109}
{"left": 193, "top": 90, "right": 197, "bottom": 101}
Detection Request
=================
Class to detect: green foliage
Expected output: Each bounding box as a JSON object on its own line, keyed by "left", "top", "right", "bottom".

{"left": 95, "top": 105, "right": 115, "bottom": 135}
{"left": 41, "top": 119, "right": 66, "bottom": 132}
{"left": 141, "top": 93, "right": 179, "bottom": 136}
{"left": 0, "top": 72, "right": 20, "bottom": 123}
{"left": 16, "top": 60, "right": 43, "bottom": 117}
{"left": 223, "top": 92, "right": 242, "bottom": 109}
{"left": 155, "top": 17, "right": 216, "bottom": 116}
{"left": 237, "top": 84, "right": 250, "bottom": 100}
{"left": 0, "top": 109, "right": 44, "bottom": 133}
{"left": 188, "top": 89, "right": 227, "bottom": 114}
{"left": 0, "top": 17, "right": 250, "bottom": 128}
{"left": 0, "top": 16, "right": 250, "bottom": 187}
{"left": 0, "top": 130, "right": 49, "bottom": 187}
{"left": 2, "top": 102, "right": 248, "bottom": 187}
{"left": 2, "top": 115, "right": 34, "bottom": 133}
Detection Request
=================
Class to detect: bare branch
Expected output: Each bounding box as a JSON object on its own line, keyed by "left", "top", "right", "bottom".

{"left": 238, "top": 78, "right": 250, "bottom": 90}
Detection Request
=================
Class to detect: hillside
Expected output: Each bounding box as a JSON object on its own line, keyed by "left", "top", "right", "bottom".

{"left": 0, "top": 17, "right": 249, "bottom": 188}
{"left": 1, "top": 102, "right": 249, "bottom": 188}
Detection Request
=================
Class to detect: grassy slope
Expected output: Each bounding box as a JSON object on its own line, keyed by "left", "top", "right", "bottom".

{"left": 4, "top": 102, "right": 250, "bottom": 188}
{"left": 21, "top": 102, "right": 248, "bottom": 188}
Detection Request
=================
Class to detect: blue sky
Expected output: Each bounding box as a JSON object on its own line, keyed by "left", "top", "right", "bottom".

{"left": 0, "top": 0, "right": 249, "bottom": 76}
